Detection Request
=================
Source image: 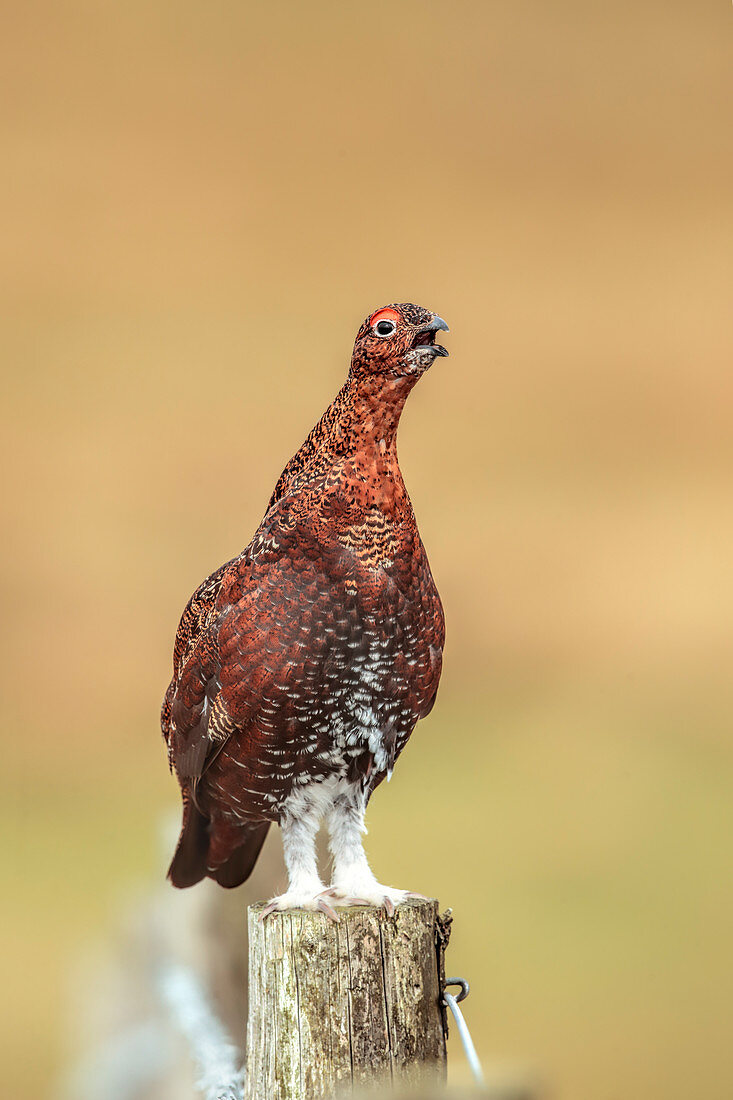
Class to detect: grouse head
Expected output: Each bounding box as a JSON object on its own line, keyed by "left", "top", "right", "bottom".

{"left": 350, "top": 303, "right": 449, "bottom": 380}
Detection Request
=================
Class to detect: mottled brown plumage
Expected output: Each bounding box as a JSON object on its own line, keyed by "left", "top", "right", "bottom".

{"left": 162, "top": 303, "right": 448, "bottom": 913}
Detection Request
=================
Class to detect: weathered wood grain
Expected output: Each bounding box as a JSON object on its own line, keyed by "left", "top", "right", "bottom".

{"left": 244, "top": 899, "right": 449, "bottom": 1100}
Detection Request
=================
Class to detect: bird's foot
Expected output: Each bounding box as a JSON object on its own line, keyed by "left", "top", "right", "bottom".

{"left": 324, "top": 883, "right": 427, "bottom": 917}
{"left": 259, "top": 887, "right": 340, "bottom": 923}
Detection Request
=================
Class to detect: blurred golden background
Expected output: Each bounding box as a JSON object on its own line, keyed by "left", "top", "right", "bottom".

{"left": 2, "top": 1, "right": 732, "bottom": 1097}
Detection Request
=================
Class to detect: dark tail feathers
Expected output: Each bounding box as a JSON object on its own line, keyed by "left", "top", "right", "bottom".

{"left": 167, "top": 799, "right": 271, "bottom": 890}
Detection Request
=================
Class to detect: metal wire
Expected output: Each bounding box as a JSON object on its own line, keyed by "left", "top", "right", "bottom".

{"left": 443, "top": 977, "right": 485, "bottom": 1086}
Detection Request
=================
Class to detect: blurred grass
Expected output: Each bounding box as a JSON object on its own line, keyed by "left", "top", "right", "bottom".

{"left": 2, "top": 2, "right": 732, "bottom": 1098}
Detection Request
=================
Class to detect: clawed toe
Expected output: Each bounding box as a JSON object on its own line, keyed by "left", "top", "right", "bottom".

{"left": 325, "top": 883, "right": 421, "bottom": 916}
{"left": 259, "top": 889, "right": 340, "bottom": 923}
{"left": 322, "top": 888, "right": 372, "bottom": 907}
{"left": 316, "top": 896, "right": 341, "bottom": 922}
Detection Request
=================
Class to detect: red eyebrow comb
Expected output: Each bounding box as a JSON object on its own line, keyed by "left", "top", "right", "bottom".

{"left": 369, "top": 307, "right": 401, "bottom": 327}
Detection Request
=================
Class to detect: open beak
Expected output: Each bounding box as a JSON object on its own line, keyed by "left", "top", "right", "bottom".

{"left": 411, "top": 315, "right": 450, "bottom": 357}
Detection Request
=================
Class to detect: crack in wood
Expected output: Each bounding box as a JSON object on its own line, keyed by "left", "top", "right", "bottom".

{"left": 377, "top": 918, "right": 394, "bottom": 1083}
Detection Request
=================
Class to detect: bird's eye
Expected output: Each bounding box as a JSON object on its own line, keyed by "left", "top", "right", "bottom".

{"left": 374, "top": 320, "right": 396, "bottom": 337}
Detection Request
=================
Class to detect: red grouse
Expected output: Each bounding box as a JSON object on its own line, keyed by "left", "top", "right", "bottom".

{"left": 162, "top": 303, "right": 448, "bottom": 915}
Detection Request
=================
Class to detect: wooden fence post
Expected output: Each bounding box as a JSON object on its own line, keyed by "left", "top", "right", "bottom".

{"left": 244, "top": 898, "right": 451, "bottom": 1099}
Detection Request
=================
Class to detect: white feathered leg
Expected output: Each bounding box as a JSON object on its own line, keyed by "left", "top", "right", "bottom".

{"left": 261, "top": 793, "right": 338, "bottom": 920}
{"left": 326, "top": 787, "right": 412, "bottom": 915}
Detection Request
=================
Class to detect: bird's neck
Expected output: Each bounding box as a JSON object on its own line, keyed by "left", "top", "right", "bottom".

{"left": 265, "top": 370, "right": 415, "bottom": 516}
{"left": 334, "top": 371, "right": 414, "bottom": 456}
{"left": 324, "top": 372, "right": 413, "bottom": 515}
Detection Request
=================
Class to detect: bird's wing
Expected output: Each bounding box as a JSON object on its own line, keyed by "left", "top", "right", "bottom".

{"left": 163, "top": 501, "right": 354, "bottom": 800}
{"left": 414, "top": 538, "right": 445, "bottom": 720}
{"left": 161, "top": 559, "right": 233, "bottom": 763}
